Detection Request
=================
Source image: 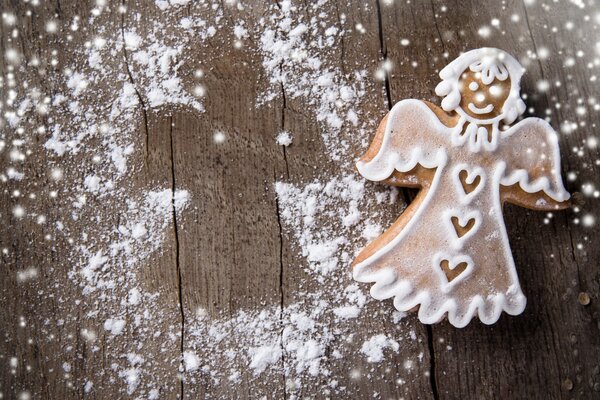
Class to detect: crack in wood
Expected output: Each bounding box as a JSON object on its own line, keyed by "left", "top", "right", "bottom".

{"left": 279, "top": 81, "right": 290, "bottom": 179}
{"left": 566, "top": 218, "right": 582, "bottom": 283}
{"left": 120, "top": 0, "right": 150, "bottom": 164}
{"left": 426, "top": 324, "right": 440, "bottom": 400}
{"left": 333, "top": 1, "right": 346, "bottom": 76}
{"left": 375, "top": 0, "right": 393, "bottom": 110}
{"left": 521, "top": 0, "right": 546, "bottom": 80}
{"left": 169, "top": 116, "right": 186, "bottom": 399}
{"left": 276, "top": 80, "right": 289, "bottom": 399}
{"left": 429, "top": 0, "right": 446, "bottom": 55}
{"left": 375, "top": 0, "right": 413, "bottom": 202}
{"left": 274, "top": 186, "right": 287, "bottom": 400}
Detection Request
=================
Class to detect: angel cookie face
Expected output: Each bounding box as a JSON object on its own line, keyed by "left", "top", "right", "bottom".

{"left": 353, "top": 48, "right": 570, "bottom": 328}
{"left": 458, "top": 70, "right": 511, "bottom": 120}
{"left": 435, "top": 49, "right": 526, "bottom": 128}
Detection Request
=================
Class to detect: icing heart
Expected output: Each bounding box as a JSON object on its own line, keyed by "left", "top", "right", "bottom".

{"left": 451, "top": 164, "right": 486, "bottom": 205}
{"left": 451, "top": 216, "right": 476, "bottom": 238}
{"left": 440, "top": 259, "right": 469, "bottom": 283}
{"left": 442, "top": 209, "right": 482, "bottom": 250}
{"left": 459, "top": 169, "right": 481, "bottom": 195}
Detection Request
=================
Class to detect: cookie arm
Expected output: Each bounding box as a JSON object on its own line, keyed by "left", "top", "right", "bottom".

{"left": 501, "top": 184, "right": 570, "bottom": 210}
{"left": 498, "top": 118, "right": 570, "bottom": 210}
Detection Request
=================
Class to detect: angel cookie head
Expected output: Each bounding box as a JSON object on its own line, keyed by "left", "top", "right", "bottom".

{"left": 353, "top": 48, "right": 570, "bottom": 327}
{"left": 436, "top": 48, "right": 525, "bottom": 123}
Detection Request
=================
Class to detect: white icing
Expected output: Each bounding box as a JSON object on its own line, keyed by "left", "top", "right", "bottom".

{"left": 354, "top": 48, "right": 568, "bottom": 327}
{"left": 469, "top": 57, "right": 509, "bottom": 84}
{"left": 450, "top": 113, "right": 500, "bottom": 153}
{"left": 467, "top": 103, "right": 494, "bottom": 114}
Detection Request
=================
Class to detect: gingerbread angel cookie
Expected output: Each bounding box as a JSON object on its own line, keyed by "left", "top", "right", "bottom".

{"left": 353, "top": 48, "right": 570, "bottom": 327}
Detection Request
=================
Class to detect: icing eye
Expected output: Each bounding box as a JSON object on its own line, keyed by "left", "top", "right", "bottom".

{"left": 489, "top": 85, "right": 504, "bottom": 96}
{"left": 468, "top": 82, "right": 479, "bottom": 91}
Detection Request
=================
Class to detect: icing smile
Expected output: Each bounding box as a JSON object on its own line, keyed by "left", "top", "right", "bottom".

{"left": 467, "top": 103, "right": 494, "bottom": 114}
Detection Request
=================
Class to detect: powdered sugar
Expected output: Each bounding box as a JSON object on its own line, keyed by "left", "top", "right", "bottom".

{"left": 276, "top": 131, "right": 293, "bottom": 146}
{"left": 104, "top": 318, "right": 126, "bottom": 336}
{"left": 183, "top": 351, "right": 201, "bottom": 372}
{"left": 361, "top": 334, "right": 401, "bottom": 363}
{"left": 275, "top": 175, "right": 382, "bottom": 279}
{"left": 249, "top": 343, "right": 283, "bottom": 375}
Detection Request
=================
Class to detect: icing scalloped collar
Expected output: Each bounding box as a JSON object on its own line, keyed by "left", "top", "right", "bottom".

{"left": 451, "top": 107, "right": 503, "bottom": 153}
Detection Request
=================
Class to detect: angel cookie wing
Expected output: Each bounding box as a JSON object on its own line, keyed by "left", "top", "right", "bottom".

{"left": 498, "top": 118, "right": 570, "bottom": 209}
{"left": 356, "top": 99, "right": 453, "bottom": 185}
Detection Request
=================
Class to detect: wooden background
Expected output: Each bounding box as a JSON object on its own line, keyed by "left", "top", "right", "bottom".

{"left": 1, "top": 0, "right": 599, "bottom": 399}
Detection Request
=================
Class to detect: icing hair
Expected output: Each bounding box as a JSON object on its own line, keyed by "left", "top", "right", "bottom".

{"left": 434, "top": 48, "right": 527, "bottom": 124}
